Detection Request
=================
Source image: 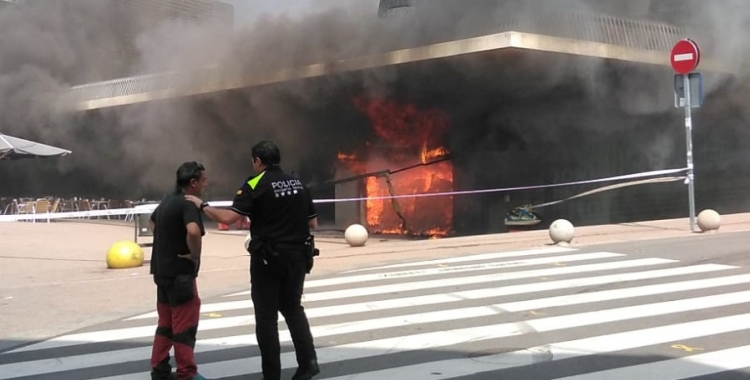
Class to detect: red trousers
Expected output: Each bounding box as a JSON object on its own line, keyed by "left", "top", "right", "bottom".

{"left": 150, "top": 276, "right": 201, "bottom": 380}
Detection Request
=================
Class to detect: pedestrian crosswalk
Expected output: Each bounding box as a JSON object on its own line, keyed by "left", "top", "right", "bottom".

{"left": 2, "top": 245, "right": 750, "bottom": 379}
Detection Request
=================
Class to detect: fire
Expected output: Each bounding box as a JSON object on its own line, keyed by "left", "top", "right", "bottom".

{"left": 364, "top": 161, "right": 454, "bottom": 237}
{"left": 337, "top": 97, "right": 454, "bottom": 238}
{"left": 365, "top": 176, "right": 383, "bottom": 227}
{"left": 420, "top": 143, "right": 450, "bottom": 164}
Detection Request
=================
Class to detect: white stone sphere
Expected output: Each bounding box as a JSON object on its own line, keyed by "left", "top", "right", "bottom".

{"left": 549, "top": 219, "right": 575, "bottom": 245}
{"left": 345, "top": 224, "right": 369, "bottom": 247}
{"left": 697, "top": 209, "right": 721, "bottom": 232}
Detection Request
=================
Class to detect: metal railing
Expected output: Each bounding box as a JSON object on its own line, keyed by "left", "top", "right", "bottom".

{"left": 69, "top": 66, "right": 225, "bottom": 99}
{"left": 67, "top": 12, "right": 688, "bottom": 107}
{"left": 489, "top": 12, "right": 684, "bottom": 52}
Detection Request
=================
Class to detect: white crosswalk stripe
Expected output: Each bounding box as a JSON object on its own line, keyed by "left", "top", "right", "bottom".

{"left": 2, "top": 246, "right": 750, "bottom": 379}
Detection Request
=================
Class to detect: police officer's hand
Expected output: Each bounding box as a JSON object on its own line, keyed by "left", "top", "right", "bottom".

{"left": 184, "top": 195, "right": 203, "bottom": 208}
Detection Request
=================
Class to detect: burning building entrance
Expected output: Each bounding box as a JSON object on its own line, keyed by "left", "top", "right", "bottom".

{"left": 336, "top": 97, "right": 453, "bottom": 237}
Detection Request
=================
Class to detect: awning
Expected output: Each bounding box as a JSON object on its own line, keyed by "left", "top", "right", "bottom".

{"left": 0, "top": 133, "right": 72, "bottom": 160}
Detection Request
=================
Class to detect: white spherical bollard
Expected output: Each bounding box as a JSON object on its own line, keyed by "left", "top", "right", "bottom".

{"left": 345, "top": 224, "right": 369, "bottom": 247}
{"left": 697, "top": 209, "right": 721, "bottom": 232}
{"left": 549, "top": 219, "right": 575, "bottom": 245}
{"left": 244, "top": 232, "right": 252, "bottom": 251}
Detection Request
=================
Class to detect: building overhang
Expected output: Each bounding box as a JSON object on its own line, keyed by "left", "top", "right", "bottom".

{"left": 68, "top": 16, "right": 731, "bottom": 112}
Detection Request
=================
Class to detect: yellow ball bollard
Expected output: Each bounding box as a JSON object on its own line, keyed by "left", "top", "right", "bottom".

{"left": 106, "top": 240, "right": 144, "bottom": 269}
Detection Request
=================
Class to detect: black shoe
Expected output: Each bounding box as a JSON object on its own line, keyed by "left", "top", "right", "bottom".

{"left": 291, "top": 360, "right": 320, "bottom": 380}
{"left": 150, "top": 371, "right": 176, "bottom": 380}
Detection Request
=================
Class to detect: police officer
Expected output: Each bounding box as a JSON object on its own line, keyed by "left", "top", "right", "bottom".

{"left": 186, "top": 141, "right": 319, "bottom": 380}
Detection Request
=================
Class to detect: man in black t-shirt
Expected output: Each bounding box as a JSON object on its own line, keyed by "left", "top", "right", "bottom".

{"left": 186, "top": 141, "right": 319, "bottom": 380}
{"left": 149, "top": 161, "right": 208, "bottom": 380}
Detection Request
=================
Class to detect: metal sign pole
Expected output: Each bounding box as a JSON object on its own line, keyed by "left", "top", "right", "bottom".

{"left": 683, "top": 74, "right": 696, "bottom": 232}
{"left": 671, "top": 38, "right": 701, "bottom": 232}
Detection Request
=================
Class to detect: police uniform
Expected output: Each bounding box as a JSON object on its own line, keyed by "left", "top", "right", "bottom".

{"left": 230, "top": 165, "right": 318, "bottom": 380}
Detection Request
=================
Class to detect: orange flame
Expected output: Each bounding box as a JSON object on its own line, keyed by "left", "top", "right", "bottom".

{"left": 337, "top": 97, "right": 454, "bottom": 237}
{"left": 420, "top": 143, "right": 450, "bottom": 164}
{"left": 365, "top": 176, "right": 383, "bottom": 227}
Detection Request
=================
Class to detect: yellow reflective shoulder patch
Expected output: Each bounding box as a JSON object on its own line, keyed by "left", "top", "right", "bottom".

{"left": 247, "top": 171, "right": 266, "bottom": 190}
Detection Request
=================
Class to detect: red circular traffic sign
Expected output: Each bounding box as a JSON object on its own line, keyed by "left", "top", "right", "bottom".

{"left": 671, "top": 39, "right": 701, "bottom": 74}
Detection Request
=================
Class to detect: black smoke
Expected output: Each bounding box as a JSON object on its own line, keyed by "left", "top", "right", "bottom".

{"left": 1, "top": 0, "right": 750, "bottom": 229}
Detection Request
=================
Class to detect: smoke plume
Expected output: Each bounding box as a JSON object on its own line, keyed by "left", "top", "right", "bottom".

{"left": 0, "top": 0, "right": 749, "bottom": 218}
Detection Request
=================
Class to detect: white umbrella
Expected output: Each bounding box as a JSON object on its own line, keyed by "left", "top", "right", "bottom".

{"left": 0, "top": 133, "right": 71, "bottom": 160}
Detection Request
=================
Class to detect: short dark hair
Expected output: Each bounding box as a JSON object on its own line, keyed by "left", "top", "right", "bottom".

{"left": 251, "top": 141, "right": 281, "bottom": 166}
{"left": 175, "top": 161, "right": 205, "bottom": 191}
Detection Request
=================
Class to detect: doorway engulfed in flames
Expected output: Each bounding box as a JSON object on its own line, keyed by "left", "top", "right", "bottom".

{"left": 337, "top": 97, "right": 453, "bottom": 238}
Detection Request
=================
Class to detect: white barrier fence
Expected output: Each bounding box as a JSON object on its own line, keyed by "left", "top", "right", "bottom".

{"left": 0, "top": 168, "right": 688, "bottom": 223}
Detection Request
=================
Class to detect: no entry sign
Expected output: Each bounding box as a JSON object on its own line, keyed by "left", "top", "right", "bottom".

{"left": 670, "top": 38, "right": 703, "bottom": 232}
{"left": 671, "top": 39, "right": 701, "bottom": 74}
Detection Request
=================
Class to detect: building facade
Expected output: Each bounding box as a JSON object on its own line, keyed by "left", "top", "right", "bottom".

{"left": 3, "top": 0, "right": 749, "bottom": 236}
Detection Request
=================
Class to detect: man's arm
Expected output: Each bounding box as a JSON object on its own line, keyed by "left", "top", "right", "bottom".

{"left": 179, "top": 201, "right": 204, "bottom": 266}
{"left": 185, "top": 222, "right": 202, "bottom": 263}
{"left": 203, "top": 206, "right": 244, "bottom": 225}
{"left": 183, "top": 195, "right": 244, "bottom": 224}
{"left": 148, "top": 207, "right": 157, "bottom": 232}
{"left": 306, "top": 188, "right": 318, "bottom": 230}
{"left": 186, "top": 179, "right": 255, "bottom": 226}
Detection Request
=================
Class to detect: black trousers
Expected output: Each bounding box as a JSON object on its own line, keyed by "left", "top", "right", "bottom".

{"left": 250, "top": 248, "right": 317, "bottom": 380}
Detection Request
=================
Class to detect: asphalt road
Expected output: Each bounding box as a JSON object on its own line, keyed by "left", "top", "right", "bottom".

{"left": 2, "top": 232, "right": 750, "bottom": 380}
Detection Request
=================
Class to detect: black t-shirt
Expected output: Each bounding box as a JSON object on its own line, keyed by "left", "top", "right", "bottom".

{"left": 231, "top": 166, "right": 316, "bottom": 244}
{"left": 150, "top": 192, "right": 205, "bottom": 277}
